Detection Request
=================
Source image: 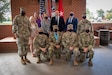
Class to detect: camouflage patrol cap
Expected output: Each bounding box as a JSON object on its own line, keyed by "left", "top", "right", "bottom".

{"left": 20, "top": 7, "right": 25, "bottom": 12}
{"left": 38, "top": 27, "right": 44, "bottom": 32}
{"left": 82, "top": 13, "right": 86, "bottom": 19}
{"left": 53, "top": 25, "right": 59, "bottom": 30}
{"left": 67, "top": 24, "right": 73, "bottom": 30}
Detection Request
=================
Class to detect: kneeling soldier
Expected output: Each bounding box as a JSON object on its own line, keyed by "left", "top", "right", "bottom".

{"left": 78, "top": 27, "right": 95, "bottom": 66}
{"left": 62, "top": 24, "right": 79, "bottom": 66}
{"left": 33, "top": 28, "right": 49, "bottom": 63}
{"left": 48, "top": 25, "right": 62, "bottom": 65}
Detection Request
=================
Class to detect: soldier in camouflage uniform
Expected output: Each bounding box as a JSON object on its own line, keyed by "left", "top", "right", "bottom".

{"left": 78, "top": 26, "right": 95, "bottom": 66}
{"left": 12, "top": 7, "right": 32, "bottom": 65}
{"left": 62, "top": 24, "right": 79, "bottom": 66}
{"left": 33, "top": 28, "right": 49, "bottom": 63}
{"left": 48, "top": 25, "right": 62, "bottom": 65}
{"left": 77, "top": 13, "right": 94, "bottom": 34}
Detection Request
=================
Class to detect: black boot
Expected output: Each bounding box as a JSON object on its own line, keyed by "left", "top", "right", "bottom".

{"left": 88, "top": 59, "right": 93, "bottom": 66}
{"left": 86, "top": 52, "right": 89, "bottom": 58}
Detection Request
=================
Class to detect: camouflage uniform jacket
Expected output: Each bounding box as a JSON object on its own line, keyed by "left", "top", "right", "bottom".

{"left": 12, "top": 15, "right": 32, "bottom": 38}
{"left": 77, "top": 19, "right": 94, "bottom": 34}
{"left": 62, "top": 32, "right": 78, "bottom": 48}
{"left": 33, "top": 34, "right": 49, "bottom": 49}
{"left": 79, "top": 32, "right": 95, "bottom": 50}
{"left": 49, "top": 32, "right": 62, "bottom": 46}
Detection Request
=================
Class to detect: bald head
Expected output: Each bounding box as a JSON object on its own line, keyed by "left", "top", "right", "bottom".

{"left": 67, "top": 24, "right": 73, "bottom": 30}
{"left": 55, "top": 10, "right": 59, "bottom": 16}
{"left": 53, "top": 25, "right": 59, "bottom": 32}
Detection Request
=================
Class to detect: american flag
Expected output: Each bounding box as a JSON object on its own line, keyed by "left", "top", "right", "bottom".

{"left": 51, "top": 0, "right": 56, "bottom": 17}
{"left": 51, "top": 0, "right": 56, "bottom": 10}
{"left": 39, "top": 0, "right": 45, "bottom": 16}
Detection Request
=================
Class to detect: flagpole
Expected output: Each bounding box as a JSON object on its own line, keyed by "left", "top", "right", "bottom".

{"left": 45, "top": 0, "right": 48, "bottom": 15}
{"left": 48, "top": 0, "right": 51, "bottom": 17}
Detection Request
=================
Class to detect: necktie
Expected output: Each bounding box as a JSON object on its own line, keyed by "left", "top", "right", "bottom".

{"left": 69, "top": 18, "right": 71, "bottom": 23}
{"left": 69, "top": 17, "right": 72, "bottom": 23}
{"left": 70, "top": 18, "right": 72, "bottom": 22}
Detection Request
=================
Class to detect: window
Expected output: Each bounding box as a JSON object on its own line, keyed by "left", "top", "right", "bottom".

{"left": 86, "top": 0, "right": 112, "bottom": 23}
{"left": 0, "top": 0, "right": 12, "bottom": 25}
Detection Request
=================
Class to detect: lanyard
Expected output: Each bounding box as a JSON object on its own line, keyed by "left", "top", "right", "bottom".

{"left": 54, "top": 32, "right": 58, "bottom": 42}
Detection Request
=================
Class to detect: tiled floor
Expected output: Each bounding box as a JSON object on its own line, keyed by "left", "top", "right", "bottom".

{"left": 0, "top": 45, "right": 112, "bottom": 75}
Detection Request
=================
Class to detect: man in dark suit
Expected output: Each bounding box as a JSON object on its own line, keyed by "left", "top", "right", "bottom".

{"left": 65, "top": 11, "right": 78, "bottom": 32}
{"left": 50, "top": 10, "right": 65, "bottom": 32}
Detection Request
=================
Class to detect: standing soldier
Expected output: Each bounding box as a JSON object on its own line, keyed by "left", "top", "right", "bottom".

{"left": 48, "top": 25, "right": 62, "bottom": 65}
{"left": 78, "top": 26, "right": 95, "bottom": 66}
{"left": 62, "top": 24, "right": 79, "bottom": 66}
{"left": 12, "top": 7, "right": 32, "bottom": 65}
{"left": 33, "top": 28, "right": 49, "bottom": 63}
{"left": 77, "top": 13, "right": 94, "bottom": 35}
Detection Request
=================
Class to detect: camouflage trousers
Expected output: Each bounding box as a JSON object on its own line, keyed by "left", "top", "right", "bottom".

{"left": 35, "top": 48, "right": 49, "bottom": 61}
{"left": 16, "top": 38, "right": 29, "bottom": 57}
{"left": 79, "top": 49, "right": 94, "bottom": 62}
{"left": 48, "top": 45, "right": 61, "bottom": 59}
{"left": 64, "top": 47, "right": 79, "bottom": 61}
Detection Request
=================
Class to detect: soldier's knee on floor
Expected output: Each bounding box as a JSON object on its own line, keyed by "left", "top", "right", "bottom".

{"left": 79, "top": 52, "right": 86, "bottom": 62}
